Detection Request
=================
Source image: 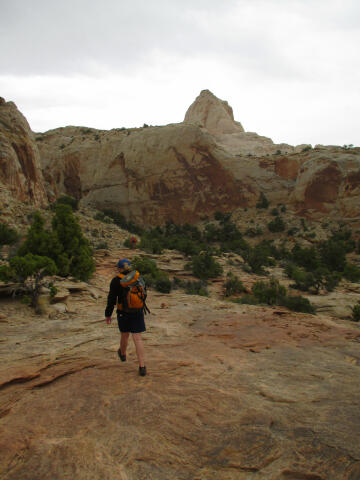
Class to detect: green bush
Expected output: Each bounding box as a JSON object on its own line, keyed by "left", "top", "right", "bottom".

{"left": 155, "top": 274, "right": 172, "bottom": 293}
{"left": 244, "top": 227, "right": 263, "bottom": 237}
{"left": 252, "top": 278, "right": 287, "bottom": 305}
{"left": 223, "top": 274, "right": 245, "bottom": 297}
{"left": 271, "top": 208, "right": 279, "bottom": 216}
{"left": 232, "top": 278, "right": 316, "bottom": 313}
{"left": 190, "top": 251, "right": 223, "bottom": 280}
{"left": 52, "top": 195, "right": 79, "bottom": 211}
{"left": 343, "top": 263, "right": 360, "bottom": 283}
{"left": 281, "top": 295, "right": 316, "bottom": 314}
{"left": 0, "top": 253, "right": 57, "bottom": 307}
{"left": 256, "top": 192, "right": 269, "bottom": 209}
{"left": 94, "top": 212, "right": 112, "bottom": 224}
{"left": 0, "top": 222, "right": 19, "bottom": 246}
{"left": 352, "top": 302, "right": 360, "bottom": 322}
{"left": 132, "top": 256, "right": 158, "bottom": 277}
{"left": 18, "top": 207, "right": 94, "bottom": 281}
{"left": 268, "top": 216, "right": 285, "bottom": 233}
{"left": 132, "top": 255, "right": 171, "bottom": 293}
{"left": 232, "top": 294, "right": 260, "bottom": 305}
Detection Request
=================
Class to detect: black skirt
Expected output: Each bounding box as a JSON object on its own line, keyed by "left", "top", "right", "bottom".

{"left": 117, "top": 310, "right": 146, "bottom": 333}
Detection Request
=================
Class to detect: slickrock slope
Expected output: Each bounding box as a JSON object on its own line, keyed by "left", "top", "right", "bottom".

{"left": 1, "top": 249, "right": 360, "bottom": 480}
{"left": 0, "top": 97, "right": 47, "bottom": 207}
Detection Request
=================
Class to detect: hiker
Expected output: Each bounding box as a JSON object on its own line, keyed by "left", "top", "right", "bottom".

{"left": 104, "top": 258, "right": 148, "bottom": 376}
{"left": 130, "top": 236, "right": 137, "bottom": 249}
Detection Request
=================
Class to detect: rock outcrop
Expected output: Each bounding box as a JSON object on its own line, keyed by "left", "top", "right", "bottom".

{"left": 0, "top": 97, "right": 47, "bottom": 207}
{"left": 1, "top": 91, "right": 359, "bottom": 226}
{"left": 184, "top": 89, "right": 245, "bottom": 135}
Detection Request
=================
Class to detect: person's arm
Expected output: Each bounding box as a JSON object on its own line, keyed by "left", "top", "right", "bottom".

{"left": 104, "top": 277, "right": 118, "bottom": 323}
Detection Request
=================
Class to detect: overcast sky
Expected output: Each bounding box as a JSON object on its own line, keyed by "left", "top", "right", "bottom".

{"left": 1, "top": 0, "right": 359, "bottom": 146}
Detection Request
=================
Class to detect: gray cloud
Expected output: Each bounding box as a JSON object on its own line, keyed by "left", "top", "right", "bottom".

{"left": 0, "top": 0, "right": 359, "bottom": 145}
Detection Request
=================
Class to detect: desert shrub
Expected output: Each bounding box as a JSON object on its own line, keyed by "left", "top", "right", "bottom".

{"left": 18, "top": 207, "right": 94, "bottom": 281}
{"left": 52, "top": 195, "right": 79, "bottom": 211}
{"left": 252, "top": 278, "right": 286, "bottom": 305}
{"left": 343, "top": 263, "right": 360, "bottom": 283}
{"left": 351, "top": 302, "right": 360, "bottom": 322}
{"left": 154, "top": 274, "right": 172, "bottom": 293}
{"left": 289, "top": 267, "right": 316, "bottom": 292}
{"left": 285, "top": 262, "right": 340, "bottom": 293}
{"left": 243, "top": 241, "right": 276, "bottom": 274}
{"left": 94, "top": 212, "right": 113, "bottom": 224}
{"left": 223, "top": 274, "right": 245, "bottom": 297}
{"left": 190, "top": 251, "right": 223, "bottom": 280}
{"left": 244, "top": 227, "right": 263, "bottom": 237}
{"left": 51, "top": 205, "right": 95, "bottom": 280}
{"left": 319, "top": 238, "right": 347, "bottom": 272}
{"left": 232, "top": 278, "right": 315, "bottom": 313}
{"left": 232, "top": 294, "right": 260, "bottom": 305}
{"left": 102, "top": 209, "right": 143, "bottom": 235}
{"left": 0, "top": 222, "right": 19, "bottom": 246}
{"left": 256, "top": 192, "right": 269, "bottom": 209}
{"left": 0, "top": 253, "right": 57, "bottom": 307}
{"left": 287, "top": 227, "right": 299, "bottom": 236}
{"left": 132, "top": 255, "right": 171, "bottom": 293}
{"left": 281, "top": 295, "right": 316, "bottom": 314}
{"left": 271, "top": 208, "right": 279, "bottom": 216}
{"left": 280, "top": 205, "right": 287, "bottom": 213}
{"left": 300, "top": 218, "right": 308, "bottom": 231}
{"left": 95, "top": 241, "right": 108, "bottom": 250}
{"left": 173, "top": 278, "right": 208, "bottom": 296}
{"left": 132, "top": 256, "right": 158, "bottom": 277}
{"left": 268, "top": 216, "right": 285, "bottom": 233}
{"left": 291, "top": 244, "right": 321, "bottom": 271}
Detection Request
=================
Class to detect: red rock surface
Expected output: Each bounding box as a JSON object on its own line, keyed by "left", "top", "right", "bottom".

{"left": 1, "top": 250, "right": 360, "bottom": 479}
{"left": 0, "top": 98, "right": 47, "bottom": 207}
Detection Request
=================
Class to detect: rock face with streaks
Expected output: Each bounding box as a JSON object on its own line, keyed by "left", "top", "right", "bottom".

{"left": 0, "top": 97, "right": 47, "bottom": 207}
{"left": 0, "top": 248, "right": 360, "bottom": 480}
{"left": 1, "top": 91, "right": 359, "bottom": 226}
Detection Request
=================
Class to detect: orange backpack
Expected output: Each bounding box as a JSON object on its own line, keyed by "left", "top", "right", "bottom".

{"left": 117, "top": 270, "right": 150, "bottom": 314}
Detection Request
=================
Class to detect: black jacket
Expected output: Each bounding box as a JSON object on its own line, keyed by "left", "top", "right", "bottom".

{"left": 105, "top": 276, "right": 126, "bottom": 317}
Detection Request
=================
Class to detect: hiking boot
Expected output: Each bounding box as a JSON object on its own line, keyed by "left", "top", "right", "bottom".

{"left": 117, "top": 348, "right": 126, "bottom": 362}
{"left": 139, "top": 366, "right": 147, "bottom": 377}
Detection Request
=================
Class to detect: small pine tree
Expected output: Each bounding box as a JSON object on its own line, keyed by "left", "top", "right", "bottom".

{"left": 52, "top": 204, "right": 95, "bottom": 281}
{"left": 256, "top": 192, "right": 269, "bottom": 209}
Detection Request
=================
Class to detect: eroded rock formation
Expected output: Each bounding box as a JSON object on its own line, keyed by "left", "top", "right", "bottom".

{"left": 0, "top": 97, "right": 47, "bottom": 207}
{"left": 1, "top": 91, "right": 359, "bottom": 225}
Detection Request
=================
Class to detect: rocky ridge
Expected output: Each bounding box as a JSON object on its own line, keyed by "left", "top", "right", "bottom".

{"left": 1, "top": 91, "right": 359, "bottom": 226}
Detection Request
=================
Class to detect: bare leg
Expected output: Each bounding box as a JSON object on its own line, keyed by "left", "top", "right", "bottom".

{"left": 120, "top": 332, "right": 130, "bottom": 355}
{"left": 132, "top": 333, "right": 145, "bottom": 367}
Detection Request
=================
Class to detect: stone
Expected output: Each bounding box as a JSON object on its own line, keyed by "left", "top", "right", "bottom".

{"left": 52, "top": 302, "right": 67, "bottom": 313}
{"left": 51, "top": 289, "right": 70, "bottom": 303}
{"left": 35, "top": 294, "right": 52, "bottom": 315}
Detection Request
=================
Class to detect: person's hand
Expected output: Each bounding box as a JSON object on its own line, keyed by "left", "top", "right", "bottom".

{"left": 105, "top": 317, "right": 112, "bottom": 325}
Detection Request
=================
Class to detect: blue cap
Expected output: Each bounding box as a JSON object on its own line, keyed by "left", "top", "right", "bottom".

{"left": 117, "top": 258, "right": 131, "bottom": 269}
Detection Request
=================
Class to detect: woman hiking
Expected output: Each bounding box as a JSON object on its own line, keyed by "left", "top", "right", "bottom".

{"left": 104, "top": 258, "right": 147, "bottom": 376}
